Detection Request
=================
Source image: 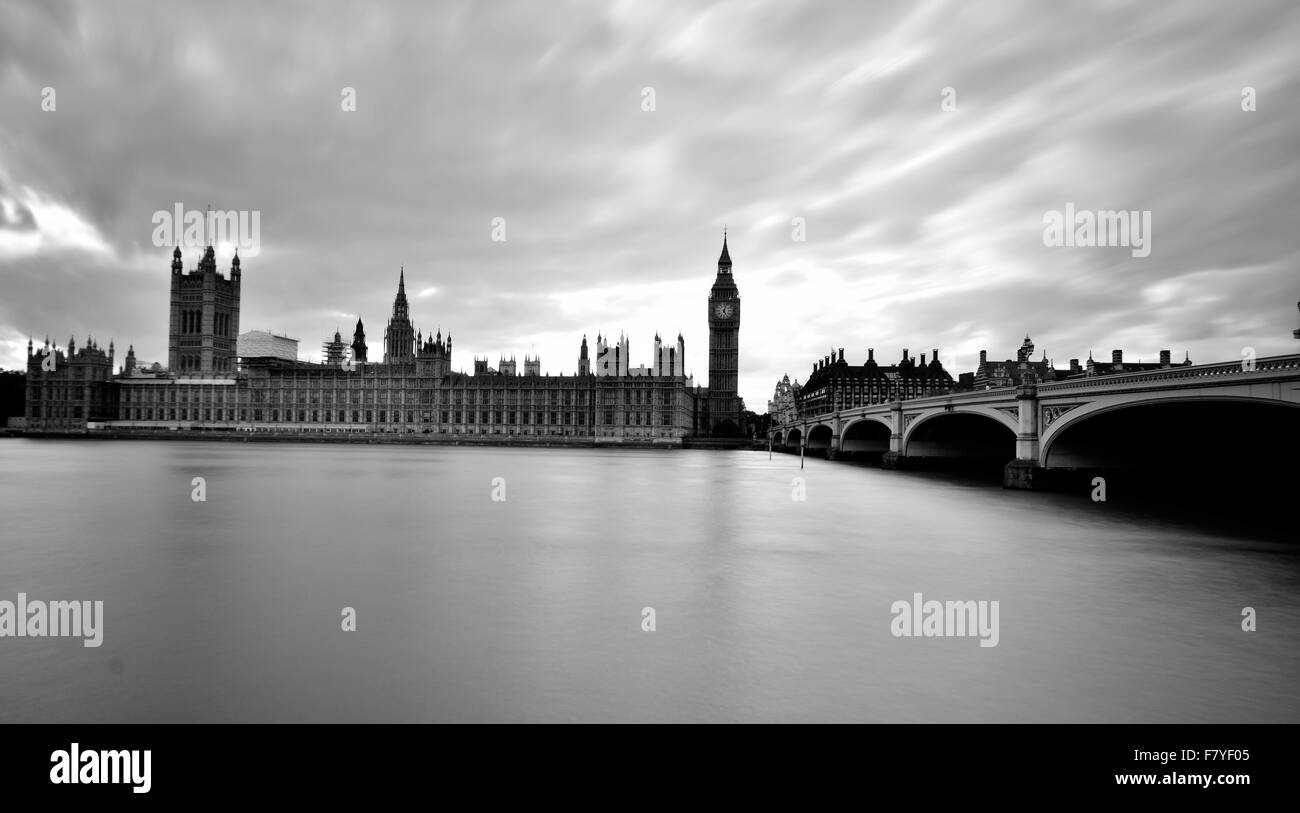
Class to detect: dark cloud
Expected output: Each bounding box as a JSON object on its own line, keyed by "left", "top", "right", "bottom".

{"left": 1, "top": 0, "right": 1297, "bottom": 409}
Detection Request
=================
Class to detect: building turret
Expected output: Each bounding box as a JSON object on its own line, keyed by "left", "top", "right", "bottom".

{"left": 323, "top": 329, "right": 348, "bottom": 368}
{"left": 199, "top": 244, "right": 217, "bottom": 274}
{"left": 1017, "top": 335, "right": 1034, "bottom": 363}
{"left": 351, "top": 318, "right": 368, "bottom": 363}
{"left": 414, "top": 324, "right": 451, "bottom": 379}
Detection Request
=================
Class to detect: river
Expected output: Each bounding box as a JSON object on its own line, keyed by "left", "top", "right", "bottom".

{"left": 0, "top": 438, "right": 1295, "bottom": 722}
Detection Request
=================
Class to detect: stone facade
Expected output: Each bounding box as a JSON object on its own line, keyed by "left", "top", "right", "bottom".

{"left": 24, "top": 240, "right": 726, "bottom": 443}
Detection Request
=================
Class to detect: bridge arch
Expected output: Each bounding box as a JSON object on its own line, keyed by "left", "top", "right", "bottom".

{"left": 1040, "top": 394, "right": 1300, "bottom": 468}
{"left": 1038, "top": 394, "right": 1300, "bottom": 523}
{"left": 840, "top": 415, "right": 892, "bottom": 442}
{"left": 806, "top": 423, "right": 834, "bottom": 451}
{"left": 900, "top": 407, "right": 1017, "bottom": 465}
{"left": 840, "top": 416, "right": 892, "bottom": 459}
{"left": 1040, "top": 391, "right": 1300, "bottom": 462}
{"left": 785, "top": 426, "right": 803, "bottom": 449}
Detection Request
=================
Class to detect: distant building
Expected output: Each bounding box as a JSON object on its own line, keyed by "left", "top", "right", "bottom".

{"left": 1083, "top": 348, "right": 1190, "bottom": 377}
{"left": 972, "top": 335, "right": 1067, "bottom": 388}
{"left": 1, "top": 369, "right": 26, "bottom": 427}
{"left": 22, "top": 237, "right": 739, "bottom": 444}
{"left": 972, "top": 336, "right": 1191, "bottom": 388}
{"left": 23, "top": 336, "right": 116, "bottom": 429}
{"left": 767, "top": 374, "right": 799, "bottom": 426}
{"left": 795, "top": 347, "right": 955, "bottom": 417}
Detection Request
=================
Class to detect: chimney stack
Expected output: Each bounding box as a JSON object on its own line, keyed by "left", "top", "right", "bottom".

{"left": 932, "top": 349, "right": 939, "bottom": 364}
{"left": 920, "top": 352, "right": 927, "bottom": 366}
{"left": 903, "top": 348, "right": 909, "bottom": 363}
{"left": 979, "top": 350, "right": 987, "bottom": 364}
{"left": 868, "top": 348, "right": 875, "bottom": 363}
{"left": 838, "top": 348, "right": 845, "bottom": 362}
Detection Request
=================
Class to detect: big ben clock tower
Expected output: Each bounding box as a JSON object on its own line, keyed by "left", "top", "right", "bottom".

{"left": 707, "top": 231, "right": 741, "bottom": 435}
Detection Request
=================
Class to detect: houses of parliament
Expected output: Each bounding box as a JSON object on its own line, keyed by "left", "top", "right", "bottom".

{"left": 22, "top": 237, "right": 745, "bottom": 442}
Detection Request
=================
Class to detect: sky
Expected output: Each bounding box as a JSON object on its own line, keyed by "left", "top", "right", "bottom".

{"left": 1, "top": 0, "right": 1298, "bottom": 410}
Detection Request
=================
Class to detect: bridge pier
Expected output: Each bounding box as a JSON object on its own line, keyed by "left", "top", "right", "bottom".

{"left": 1002, "top": 459, "right": 1045, "bottom": 489}
{"left": 879, "top": 402, "right": 904, "bottom": 468}
{"left": 889, "top": 400, "right": 903, "bottom": 453}
{"left": 882, "top": 451, "right": 921, "bottom": 470}
{"left": 826, "top": 415, "right": 842, "bottom": 459}
{"left": 1004, "top": 381, "right": 1044, "bottom": 489}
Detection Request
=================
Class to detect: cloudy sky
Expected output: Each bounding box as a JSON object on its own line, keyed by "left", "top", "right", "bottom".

{"left": 1, "top": 0, "right": 1297, "bottom": 409}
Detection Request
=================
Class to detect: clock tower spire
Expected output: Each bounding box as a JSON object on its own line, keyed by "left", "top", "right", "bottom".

{"left": 707, "top": 230, "right": 741, "bottom": 435}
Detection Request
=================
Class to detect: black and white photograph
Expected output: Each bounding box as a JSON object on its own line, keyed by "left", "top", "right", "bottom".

{"left": 0, "top": 0, "right": 1297, "bottom": 794}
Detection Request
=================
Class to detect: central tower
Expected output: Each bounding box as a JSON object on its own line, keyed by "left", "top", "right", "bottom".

{"left": 384, "top": 267, "right": 416, "bottom": 364}
{"left": 707, "top": 233, "right": 741, "bottom": 434}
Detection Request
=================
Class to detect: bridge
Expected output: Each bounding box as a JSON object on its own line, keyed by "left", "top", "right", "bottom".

{"left": 770, "top": 354, "right": 1300, "bottom": 489}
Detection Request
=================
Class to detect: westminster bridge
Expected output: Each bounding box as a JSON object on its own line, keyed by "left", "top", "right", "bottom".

{"left": 770, "top": 354, "right": 1300, "bottom": 489}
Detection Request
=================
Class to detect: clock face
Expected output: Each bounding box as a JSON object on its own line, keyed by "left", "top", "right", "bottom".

{"left": 713, "top": 301, "right": 735, "bottom": 319}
